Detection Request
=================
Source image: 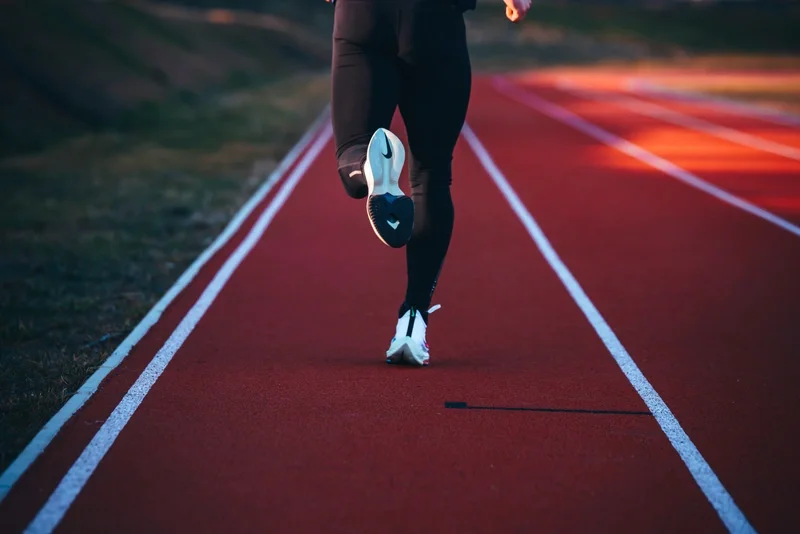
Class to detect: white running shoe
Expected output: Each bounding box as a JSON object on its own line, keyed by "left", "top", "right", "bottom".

{"left": 385, "top": 304, "right": 441, "bottom": 366}
{"left": 364, "top": 128, "right": 414, "bottom": 248}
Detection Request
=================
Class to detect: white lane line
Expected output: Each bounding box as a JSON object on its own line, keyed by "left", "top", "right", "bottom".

{"left": 462, "top": 122, "right": 756, "bottom": 534}
{"left": 23, "top": 122, "right": 333, "bottom": 534}
{"left": 626, "top": 78, "right": 800, "bottom": 129}
{"left": 0, "top": 106, "right": 330, "bottom": 503}
{"left": 492, "top": 76, "right": 800, "bottom": 239}
{"left": 556, "top": 79, "right": 800, "bottom": 162}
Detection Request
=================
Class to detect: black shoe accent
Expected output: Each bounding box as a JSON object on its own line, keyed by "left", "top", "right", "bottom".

{"left": 399, "top": 301, "right": 429, "bottom": 323}
{"left": 382, "top": 131, "right": 392, "bottom": 159}
{"left": 405, "top": 307, "right": 416, "bottom": 337}
{"left": 367, "top": 193, "right": 414, "bottom": 248}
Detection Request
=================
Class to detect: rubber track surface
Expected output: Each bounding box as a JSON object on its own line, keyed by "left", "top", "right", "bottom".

{"left": 1, "top": 75, "right": 798, "bottom": 534}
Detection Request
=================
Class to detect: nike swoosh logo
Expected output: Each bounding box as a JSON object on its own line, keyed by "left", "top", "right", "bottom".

{"left": 382, "top": 131, "right": 392, "bottom": 159}
{"left": 387, "top": 219, "right": 400, "bottom": 230}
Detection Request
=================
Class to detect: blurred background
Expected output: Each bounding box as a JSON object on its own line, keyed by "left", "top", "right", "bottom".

{"left": 1, "top": 0, "right": 798, "bottom": 474}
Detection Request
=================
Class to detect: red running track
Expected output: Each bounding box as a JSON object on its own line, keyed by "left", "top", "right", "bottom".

{"left": 1, "top": 74, "right": 798, "bottom": 534}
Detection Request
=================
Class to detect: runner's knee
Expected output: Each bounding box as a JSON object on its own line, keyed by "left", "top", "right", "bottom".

{"left": 409, "top": 157, "right": 453, "bottom": 192}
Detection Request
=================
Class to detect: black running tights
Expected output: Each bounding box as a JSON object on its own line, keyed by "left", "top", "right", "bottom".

{"left": 331, "top": 0, "right": 472, "bottom": 317}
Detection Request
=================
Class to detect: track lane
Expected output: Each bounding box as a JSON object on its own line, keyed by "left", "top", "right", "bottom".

{"left": 619, "top": 86, "right": 800, "bottom": 151}
{"left": 625, "top": 80, "right": 800, "bottom": 133}
{"left": 0, "top": 123, "right": 329, "bottom": 532}
{"left": 554, "top": 81, "right": 800, "bottom": 161}
{"left": 474, "top": 77, "right": 800, "bottom": 532}
{"left": 19, "top": 111, "right": 725, "bottom": 533}
{"left": 526, "top": 70, "right": 800, "bottom": 149}
{"left": 507, "top": 76, "right": 800, "bottom": 228}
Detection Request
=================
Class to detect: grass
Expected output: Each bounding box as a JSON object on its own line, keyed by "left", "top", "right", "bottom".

{"left": 0, "top": 72, "right": 331, "bottom": 472}
{"left": 26, "top": 0, "right": 162, "bottom": 81}
{"left": 0, "top": 0, "right": 331, "bottom": 157}
{"left": 109, "top": 2, "right": 198, "bottom": 52}
{"left": 524, "top": 2, "right": 800, "bottom": 54}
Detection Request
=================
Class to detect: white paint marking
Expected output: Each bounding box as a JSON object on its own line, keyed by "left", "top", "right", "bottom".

{"left": 0, "top": 106, "right": 330, "bottom": 503}
{"left": 492, "top": 76, "right": 800, "bottom": 239}
{"left": 23, "top": 122, "right": 333, "bottom": 534}
{"left": 556, "top": 79, "right": 800, "bottom": 161}
{"left": 462, "top": 122, "right": 756, "bottom": 534}
{"left": 626, "top": 78, "right": 800, "bottom": 129}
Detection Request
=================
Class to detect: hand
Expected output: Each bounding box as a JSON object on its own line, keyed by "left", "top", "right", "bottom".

{"left": 503, "top": 0, "right": 531, "bottom": 23}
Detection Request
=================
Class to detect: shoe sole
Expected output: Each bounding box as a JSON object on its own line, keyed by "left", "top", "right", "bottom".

{"left": 367, "top": 195, "right": 414, "bottom": 248}
{"left": 386, "top": 337, "right": 429, "bottom": 367}
{"left": 365, "top": 128, "right": 414, "bottom": 248}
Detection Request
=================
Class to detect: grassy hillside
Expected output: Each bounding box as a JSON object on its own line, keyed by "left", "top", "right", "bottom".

{"left": 525, "top": 1, "right": 800, "bottom": 55}
{"left": 0, "top": 0, "right": 331, "bottom": 156}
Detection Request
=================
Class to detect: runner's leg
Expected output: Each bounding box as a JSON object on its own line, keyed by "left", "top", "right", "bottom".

{"left": 331, "top": 0, "right": 399, "bottom": 199}
{"left": 397, "top": 1, "right": 472, "bottom": 320}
